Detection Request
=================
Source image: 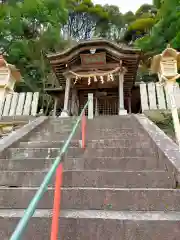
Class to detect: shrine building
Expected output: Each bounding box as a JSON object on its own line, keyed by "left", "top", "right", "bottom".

{"left": 46, "top": 39, "right": 142, "bottom": 117}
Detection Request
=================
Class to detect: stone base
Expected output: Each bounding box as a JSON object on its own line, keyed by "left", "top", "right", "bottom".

{"left": 119, "top": 109, "right": 128, "bottom": 116}
{"left": 60, "top": 110, "right": 69, "bottom": 118}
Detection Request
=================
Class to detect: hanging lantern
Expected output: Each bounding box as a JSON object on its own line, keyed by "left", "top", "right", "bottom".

{"left": 94, "top": 75, "right": 98, "bottom": 82}
{"left": 88, "top": 77, "right": 91, "bottom": 85}
{"left": 100, "top": 76, "right": 104, "bottom": 84}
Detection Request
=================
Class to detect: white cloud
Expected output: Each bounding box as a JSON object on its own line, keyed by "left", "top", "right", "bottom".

{"left": 93, "top": 0, "right": 153, "bottom": 13}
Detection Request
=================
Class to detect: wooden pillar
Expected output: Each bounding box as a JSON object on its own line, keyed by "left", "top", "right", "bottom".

{"left": 119, "top": 72, "right": 127, "bottom": 115}
{"left": 61, "top": 77, "right": 71, "bottom": 117}
{"left": 88, "top": 93, "right": 94, "bottom": 119}
{"left": 71, "top": 88, "right": 78, "bottom": 116}
{"left": 128, "top": 96, "right": 132, "bottom": 114}
{"left": 53, "top": 97, "right": 58, "bottom": 117}
{"left": 95, "top": 97, "right": 98, "bottom": 116}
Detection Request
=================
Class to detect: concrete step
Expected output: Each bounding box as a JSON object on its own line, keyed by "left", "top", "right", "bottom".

{"left": 33, "top": 128, "right": 146, "bottom": 136}
{"left": 0, "top": 159, "right": 54, "bottom": 171}
{"left": 25, "top": 132, "right": 80, "bottom": 142}
{"left": 48, "top": 117, "right": 77, "bottom": 123}
{"left": 83, "top": 147, "right": 157, "bottom": 158}
{"left": 1, "top": 188, "right": 180, "bottom": 211}
{"left": 17, "top": 140, "right": 81, "bottom": 149}
{"left": 2, "top": 146, "right": 157, "bottom": 159}
{"left": 17, "top": 139, "right": 152, "bottom": 149}
{"left": 0, "top": 157, "right": 166, "bottom": 171}
{"left": 0, "top": 210, "right": 180, "bottom": 239}
{"left": 0, "top": 170, "right": 175, "bottom": 188}
{"left": 24, "top": 133, "right": 152, "bottom": 142}
{"left": 86, "top": 119, "right": 144, "bottom": 129}
{"left": 1, "top": 147, "right": 84, "bottom": 159}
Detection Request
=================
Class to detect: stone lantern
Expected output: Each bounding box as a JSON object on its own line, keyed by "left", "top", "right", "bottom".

{"left": 151, "top": 45, "right": 180, "bottom": 83}
{"left": 151, "top": 45, "right": 180, "bottom": 148}
{"left": 0, "top": 55, "right": 21, "bottom": 101}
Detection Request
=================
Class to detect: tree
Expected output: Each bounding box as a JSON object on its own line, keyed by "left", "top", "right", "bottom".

{"left": 135, "top": 0, "right": 180, "bottom": 54}
{"left": 63, "top": 0, "right": 109, "bottom": 40}
{"left": 0, "top": 0, "right": 68, "bottom": 92}
{"left": 95, "top": 4, "right": 124, "bottom": 41}
{"left": 153, "top": 0, "right": 162, "bottom": 9}
{"left": 123, "top": 4, "right": 157, "bottom": 43}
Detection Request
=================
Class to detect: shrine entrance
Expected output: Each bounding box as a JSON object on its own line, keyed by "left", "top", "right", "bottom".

{"left": 46, "top": 39, "right": 141, "bottom": 117}
{"left": 78, "top": 89, "right": 118, "bottom": 116}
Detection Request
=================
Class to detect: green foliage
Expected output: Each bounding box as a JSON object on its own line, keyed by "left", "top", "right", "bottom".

{"left": 64, "top": 0, "right": 112, "bottom": 40}
{"left": 123, "top": 4, "right": 157, "bottom": 43}
{"left": 153, "top": 0, "right": 162, "bottom": 9}
{"left": 95, "top": 4, "right": 124, "bottom": 40}
{"left": 2, "top": 0, "right": 179, "bottom": 94}
{"left": 0, "top": 0, "right": 68, "bottom": 92}
{"left": 128, "top": 18, "right": 156, "bottom": 32}
{"left": 136, "top": 0, "right": 180, "bottom": 54}
{"left": 135, "top": 4, "right": 157, "bottom": 17}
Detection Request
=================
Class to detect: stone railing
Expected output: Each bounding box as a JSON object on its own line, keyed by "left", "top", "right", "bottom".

{"left": 140, "top": 82, "right": 180, "bottom": 111}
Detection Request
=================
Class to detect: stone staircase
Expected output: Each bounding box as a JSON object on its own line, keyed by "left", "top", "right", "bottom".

{"left": 0, "top": 115, "right": 180, "bottom": 239}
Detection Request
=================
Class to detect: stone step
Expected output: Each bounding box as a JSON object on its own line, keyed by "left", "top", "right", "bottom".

{"left": 17, "top": 139, "right": 152, "bottom": 149}
{"left": 0, "top": 170, "right": 175, "bottom": 188}
{"left": 83, "top": 147, "right": 157, "bottom": 158}
{"left": 0, "top": 159, "right": 54, "bottom": 171}
{"left": 25, "top": 133, "right": 151, "bottom": 142}
{"left": 45, "top": 124, "right": 140, "bottom": 130}
{"left": 45, "top": 120, "right": 76, "bottom": 126}
{"left": 0, "top": 157, "right": 166, "bottom": 171}
{"left": 0, "top": 210, "right": 180, "bottom": 239}
{"left": 1, "top": 147, "right": 84, "bottom": 159}
{"left": 86, "top": 119, "right": 142, "bottom": 128}
{"left": 0, "top": 188, "right": 180, "bottom": 211}
{"left": 2, "top": 147, "right": 157, "bottom": 159}
{"left": 25, "top": 132, "right": 80, "bottom": 142}
{"left": 27, "top": 129, "right": 74, "bottom": 138}
{"left": 33, "top": 128, "right": 146, "bottom": 136}
{"left": 36, "top": 128, "right": 74, "bottom": 134}
{"left": 17, "top": 140, "right": 81, "bottom": 149}
{"left": 48, "top": 117, "right": 77, "bottom": 123}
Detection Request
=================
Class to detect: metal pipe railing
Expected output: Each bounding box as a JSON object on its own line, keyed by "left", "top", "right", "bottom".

{"left": 10, "top": 100, "right": 89, "bottom": 240}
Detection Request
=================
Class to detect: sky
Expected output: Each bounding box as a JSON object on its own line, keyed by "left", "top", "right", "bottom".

{"left": 93, "top": 0, "right": 153, "bottom": 13}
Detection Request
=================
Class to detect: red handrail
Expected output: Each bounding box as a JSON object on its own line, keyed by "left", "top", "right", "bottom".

{"left": 50, "top": 112, "right": 87, "bottom": 239}
{"left": 50, "top": 163, "right": 63, "bottom": 240}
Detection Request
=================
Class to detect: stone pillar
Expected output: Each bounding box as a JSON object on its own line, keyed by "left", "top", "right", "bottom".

{"left": 119, "top": 72, "right": 127, "bottom": 115}
{"left": 61, "top": 77, "right": 71, "bottom": 117}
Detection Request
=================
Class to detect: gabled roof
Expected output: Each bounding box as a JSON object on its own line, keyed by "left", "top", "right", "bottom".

{"left": 47, "top": 39, "right": 141, "bottom": 61}
{"left": 46, "top": 39, "right": 142, "bottom": 95}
